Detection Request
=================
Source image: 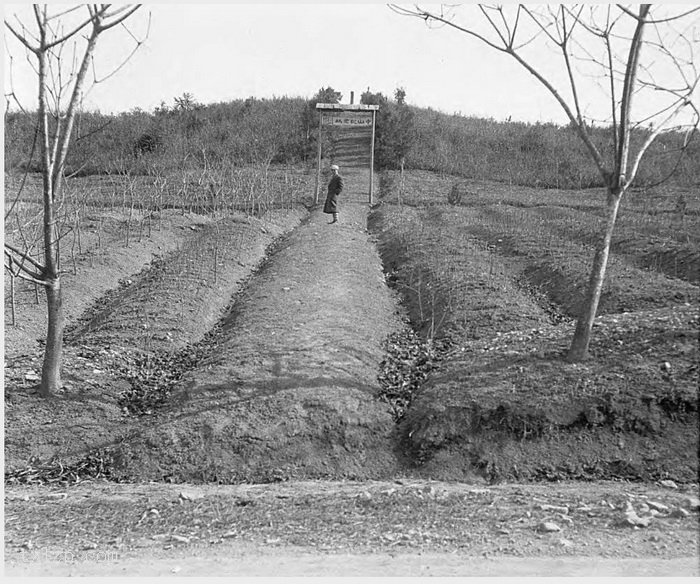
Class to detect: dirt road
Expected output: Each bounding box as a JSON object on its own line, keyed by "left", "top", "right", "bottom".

{"left": 5, "top": 479, "right": 699, "bottom": 577}
{"left": 7, "top": 547, "right": 697, "bottom": 577}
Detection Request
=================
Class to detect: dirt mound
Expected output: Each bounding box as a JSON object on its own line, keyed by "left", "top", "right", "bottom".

{"left": 370, "top": 204, "right": 554, "bottom": 341}
{"left": 109, "top": 172, "right": 406, "bottom": 483}
{"left": 67, "top": 210, "right": 305, "bottom": 353}
{"left": 5, "top": 208, "right": 211, "bottom": 359}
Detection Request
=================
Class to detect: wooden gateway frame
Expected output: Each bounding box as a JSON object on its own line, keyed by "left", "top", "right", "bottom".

{"left": 314, "top": 103, "right": 379, "bottom": 206}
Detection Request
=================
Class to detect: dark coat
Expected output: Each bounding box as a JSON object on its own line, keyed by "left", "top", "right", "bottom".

{"left": 323, "top": 174, "right": 344, "bottom": 214}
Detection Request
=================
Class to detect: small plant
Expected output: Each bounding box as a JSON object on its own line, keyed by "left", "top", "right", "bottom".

{"left": 447, "top": 183, "right": 463, "bottom": 205}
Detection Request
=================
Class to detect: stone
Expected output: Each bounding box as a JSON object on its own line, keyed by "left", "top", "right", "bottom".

{"left": 659, "top": 480, "right": 678, "bottom": 489}
{"left": 557, "top": 514, "right": 574, "bottom": 525}
{"left": 683, "top": 497, "right": 700, "bottom": 511}
{"left": 620, "top": 510, "right": 652, "bottom": 528}
{"left": 647, "top": 501, "right": 669, "bottom": 512}
{"left": 179, "top": 491, "right": 203, "bottom": 501}
{"left": 537, "top": 522, "right": 562, "bottom": 533}
{"left": 46, "top": 493, "right": 67, "bottom": 500}
{"left": 670, "top": 508, "right": 690, "bottom": 519}
{"left": 538, "top": 504, "right": 569, "bottom": 514}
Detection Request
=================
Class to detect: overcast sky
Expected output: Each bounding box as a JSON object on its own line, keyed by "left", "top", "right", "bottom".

{"left": 3, "top": 3, "right": 699, "bottom": 125}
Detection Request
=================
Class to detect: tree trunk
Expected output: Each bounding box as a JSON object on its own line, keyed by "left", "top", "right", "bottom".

{"left": 39, "top": 278, "right": 64, "bottom": 396}
{"left": 567, "top": 188, "right": 623, "bottom": 361}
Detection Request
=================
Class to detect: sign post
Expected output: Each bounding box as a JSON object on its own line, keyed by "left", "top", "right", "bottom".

{"left": 314, "top": 114, "right": 323, "bottom": 204}
{"left": 369, "top": 109, "right": 376, "bottom": 206}
{"left": 315, "top": 102, "right": 380, "bottom": 206}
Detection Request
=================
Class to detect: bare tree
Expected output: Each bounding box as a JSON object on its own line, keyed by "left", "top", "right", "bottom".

{"left": 4, "top": 5, "right": 147, "bottom": 396}
{"left": 390, "top": 4, "right": 700, "bottom": 361}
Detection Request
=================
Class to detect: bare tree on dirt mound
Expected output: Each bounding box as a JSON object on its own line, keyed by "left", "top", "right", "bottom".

{"left": 4, "top": 5, "right": 147, "bottom": 396}
{"left": 391, "top": 4, "right": 700, "bottom": 361}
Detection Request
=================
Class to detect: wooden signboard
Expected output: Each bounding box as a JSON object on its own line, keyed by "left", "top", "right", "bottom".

{"left": 315, "top": 103, "right": 379, "bottom": 205}
{"left": 322, "top": 112, "right": 373, "bottom": 127}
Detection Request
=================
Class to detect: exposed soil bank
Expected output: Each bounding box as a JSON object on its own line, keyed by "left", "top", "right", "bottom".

{"left": 398, "top": 306, "right": 698, "bottom": 483}
{"left": 109, "top": 169, "right": 406, "bottom": 482}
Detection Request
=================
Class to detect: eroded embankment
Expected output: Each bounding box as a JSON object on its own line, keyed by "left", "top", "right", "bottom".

{"left": 109, "top": 199, "right": 406, "bottom": 483}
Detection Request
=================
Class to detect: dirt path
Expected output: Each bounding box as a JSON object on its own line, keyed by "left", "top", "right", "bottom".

{"left": 7, "top": 548, "right": 697, "bottom": 577}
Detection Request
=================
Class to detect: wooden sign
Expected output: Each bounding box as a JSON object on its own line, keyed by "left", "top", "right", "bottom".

{"left": 314, "top": 102, "right": 379, "bottom": 205}
{"left": 322, "top": 112, "right": 373, "bottom": 127}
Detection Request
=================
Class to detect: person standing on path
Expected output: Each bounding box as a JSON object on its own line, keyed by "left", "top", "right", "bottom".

{"left": 324, "top": 164, "right": 344, "bottom": 224}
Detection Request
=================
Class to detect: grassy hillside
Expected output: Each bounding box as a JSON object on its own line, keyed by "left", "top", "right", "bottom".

{"left": 6, "top": 95, "right": 699, "bottom": 191}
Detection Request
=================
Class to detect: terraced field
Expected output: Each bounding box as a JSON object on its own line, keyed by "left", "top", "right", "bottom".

{"left": 4, "top": 138, "right": 698, "bottom": 576}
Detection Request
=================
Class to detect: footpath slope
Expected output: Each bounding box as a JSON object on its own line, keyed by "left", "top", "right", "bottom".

{"left": 111, "top": 129, "right": 406, "bottom": 482}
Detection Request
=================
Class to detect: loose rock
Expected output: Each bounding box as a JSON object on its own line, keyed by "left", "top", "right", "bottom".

{"left": 537, "top": 522, "right": 561, "bottom": 533}
{"left": 647, "top": 501, "right": 669, "bottom": 512}
{"left": 538, "top": 504, "right": 569, "bottom": 514}
{"left": 620, "top": 508, "right": 652, "bottom": 528}
{"left": 179, "top": 491, "right": 204, "bottom": 502}
{"left": 683, "top": 497, "right": 700, "bottom": 511}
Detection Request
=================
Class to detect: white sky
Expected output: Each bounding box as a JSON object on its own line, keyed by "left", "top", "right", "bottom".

{"left": 3, "top": 3, "right": 699, "bottom": 125}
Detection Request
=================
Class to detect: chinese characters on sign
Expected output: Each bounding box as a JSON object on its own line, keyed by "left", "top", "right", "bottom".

{"left": 322, "top": 112, "right": 373, "bottom": 127}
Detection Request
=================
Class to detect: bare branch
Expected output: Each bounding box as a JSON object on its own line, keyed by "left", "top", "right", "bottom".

{"left": 43, "top": 15, "right": 94, "bottom": 50}
{"left": 625, "top": 100, "right": 699, "bottom": 190}
{"left": 4, "top": 20, "right": 39, "bottom": 53}
{"left": 388, "top": 5, "right": 507, "bottom": 52}
{"left": 5, "top": 254, "right": 48, "bottom": 286}
{"left": 617, "top": 4, "right": 700, "bottom": 25}
{"left": 90, "top": 13, "right": 150, "bottom": 85}
{"left": 4, "top": 126, "right": 40, "bottom": 222}
{"left": 44, "top": 5, "right": 85, "bottom": 22}
{"left": 4, "top": 242, "right": 46, "bottom": 274}
{"left": 96, "top": 5, "right": 142, "bottom": 32}
{"left": 480, "top": 5, "right": 509, "bottom": 48}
